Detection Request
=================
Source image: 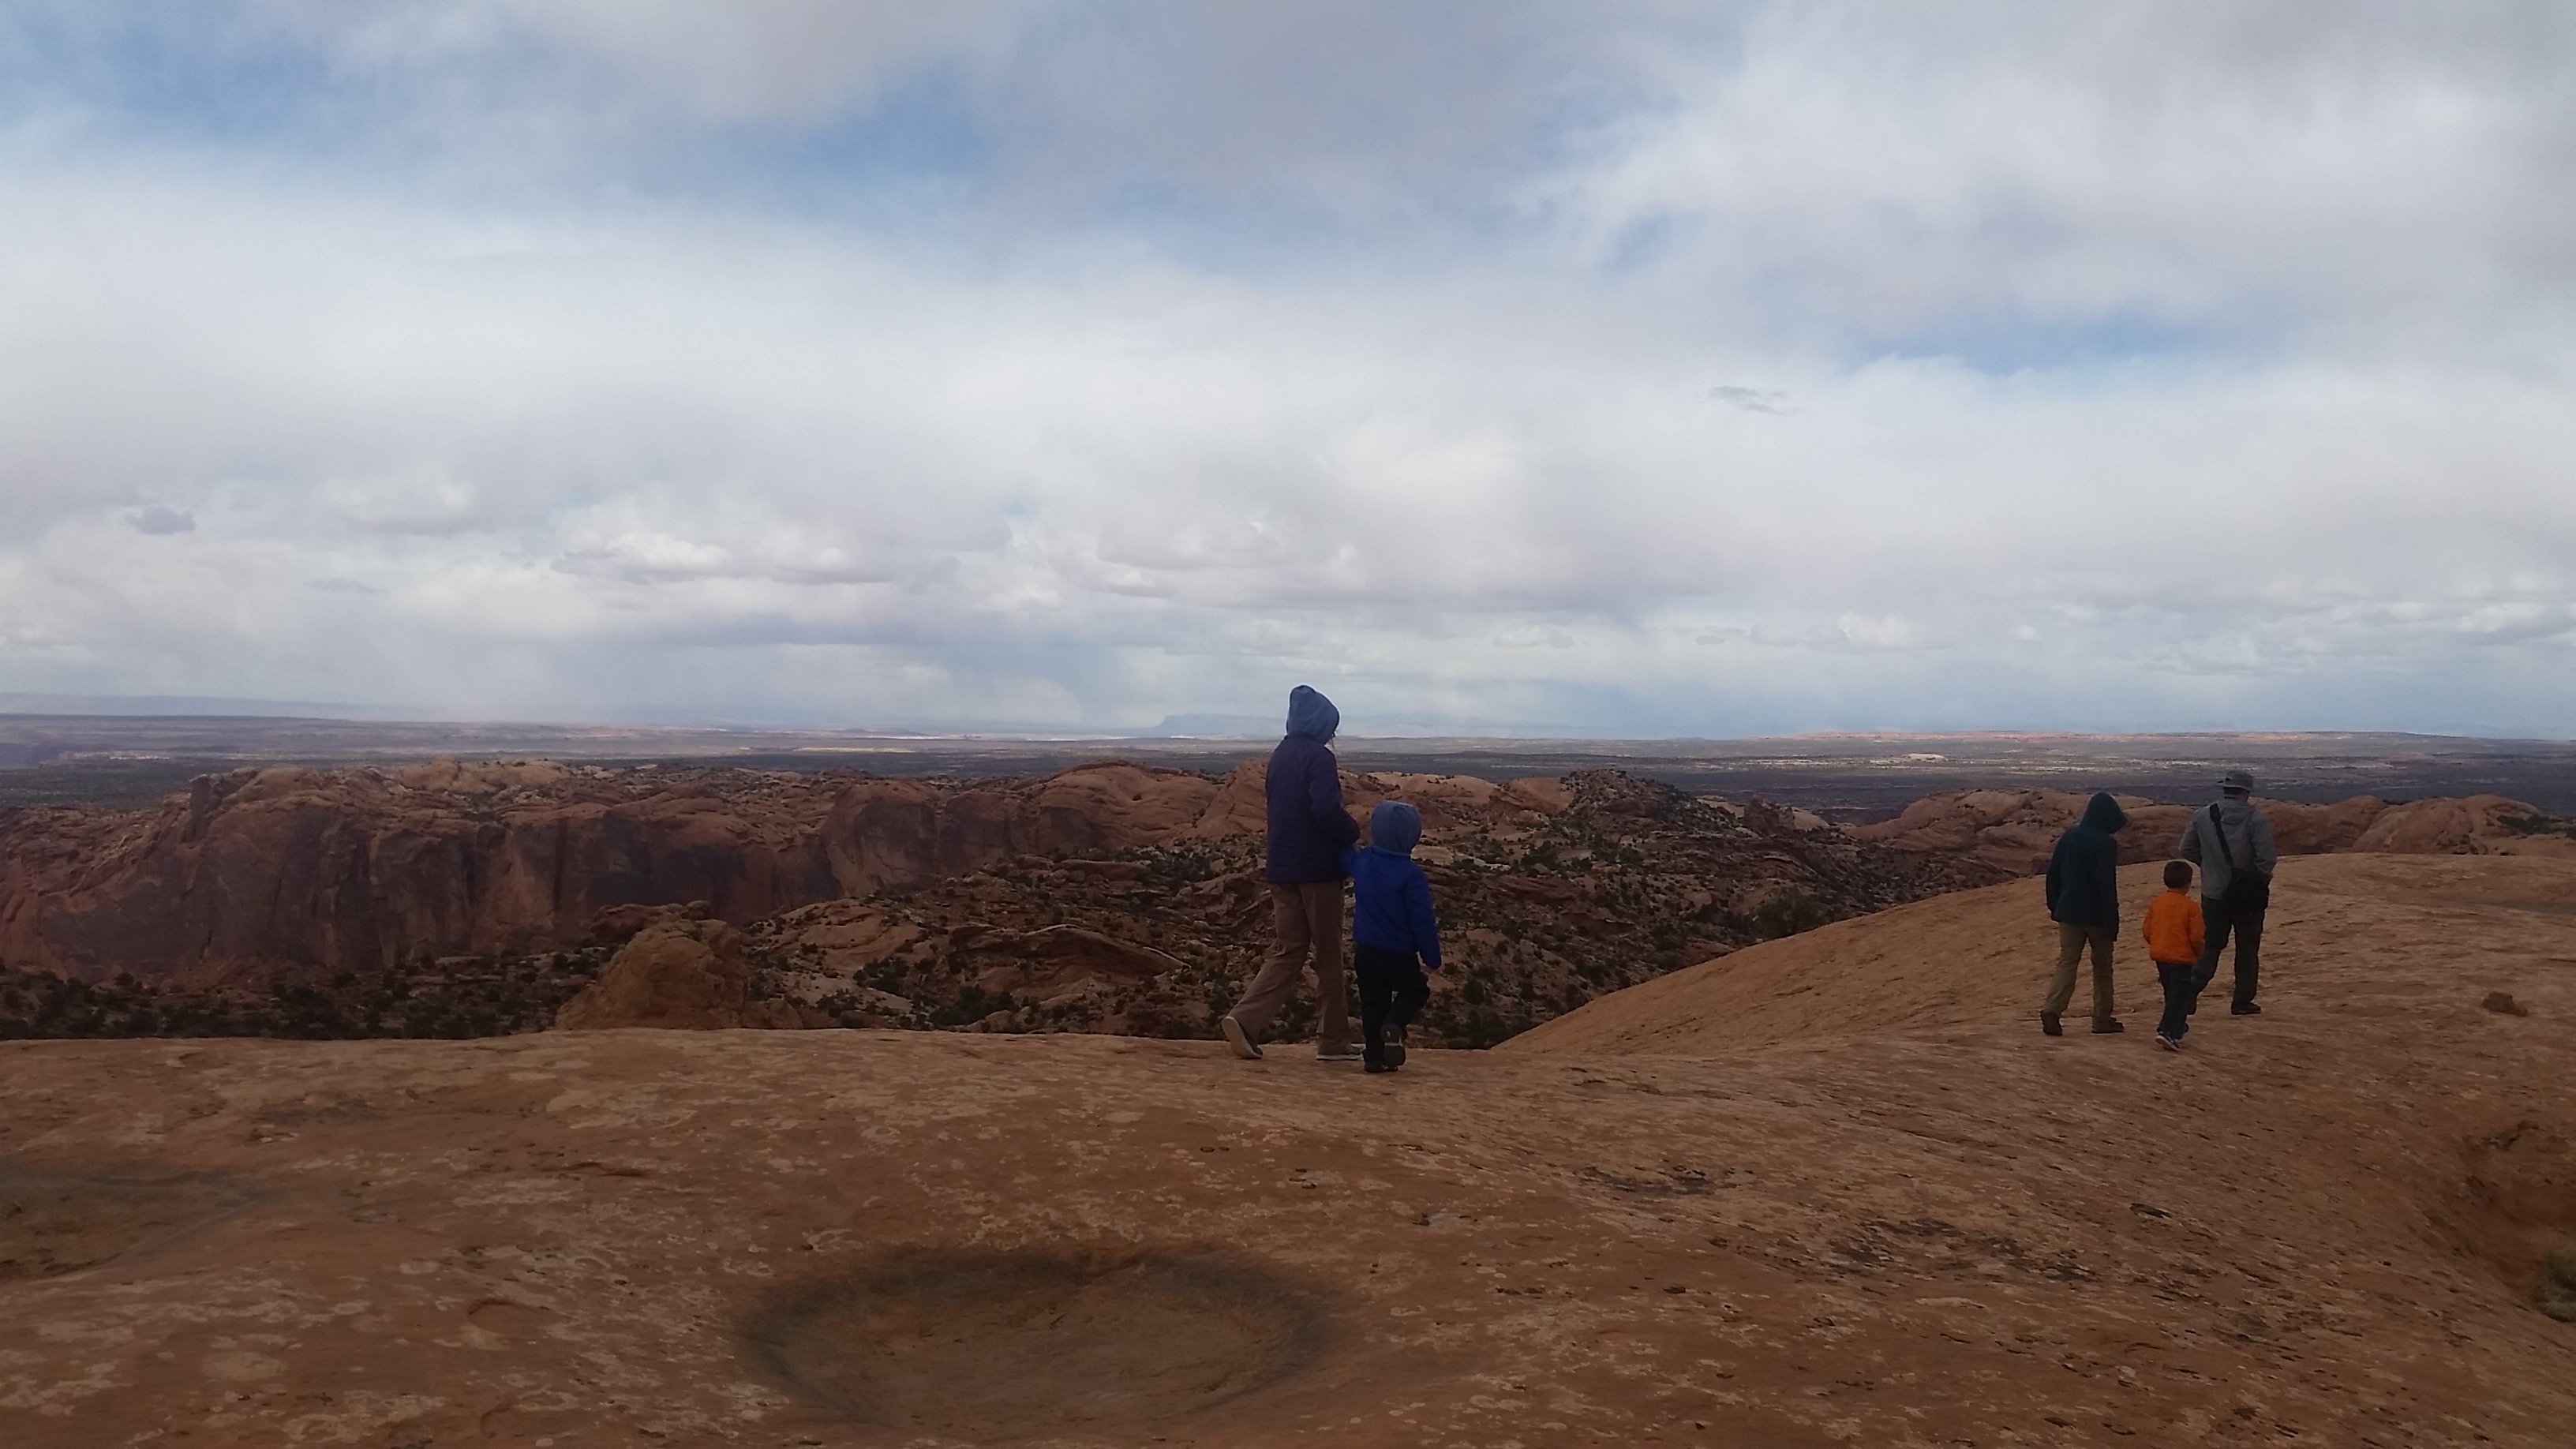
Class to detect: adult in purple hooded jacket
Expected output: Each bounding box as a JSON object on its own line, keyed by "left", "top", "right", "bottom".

{"left": 1219, "top": 685, "right": 1362, "bottom": 1062}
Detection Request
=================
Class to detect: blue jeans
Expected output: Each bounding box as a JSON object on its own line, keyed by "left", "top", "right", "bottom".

{"left": 2155, "top": 960, "right": 2194, "bottom": 1042}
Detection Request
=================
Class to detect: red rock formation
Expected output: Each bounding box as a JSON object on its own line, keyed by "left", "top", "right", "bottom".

{"left": 554, "top": 919, "right": 811, "bottom": 1031}
{"left": 0, "top": 760, "right": 1245, "bottom": 985}
{"left": 0, "top": 756, "right": 1571, "bottom": 988}
{"left": 1857, "top": 788, "right": 2574, "bottom": 878}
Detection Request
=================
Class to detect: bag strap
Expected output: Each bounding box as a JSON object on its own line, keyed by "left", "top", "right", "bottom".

{"left": 2207, "top": 803, "right": 2246, "bottom": 873}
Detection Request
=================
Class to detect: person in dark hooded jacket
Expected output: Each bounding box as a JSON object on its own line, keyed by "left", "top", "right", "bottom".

{"left": 1220, "top": 686, "right": 1363, "bottom": 1062}
{"left": 2041, "top": 791, "right": 2129, "bottom": 1036}
{"left": 1342, "top": 800, "right": 1442, "bottom": 1073}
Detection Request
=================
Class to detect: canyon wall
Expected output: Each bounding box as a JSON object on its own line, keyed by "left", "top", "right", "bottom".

{"left": 0, "top": 756, "right": 1566, "bottom": 986}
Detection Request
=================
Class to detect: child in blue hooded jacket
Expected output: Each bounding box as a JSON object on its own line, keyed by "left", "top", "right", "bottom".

{"left": 1342, "top": 800, "right": 1443, "bottom": 1073}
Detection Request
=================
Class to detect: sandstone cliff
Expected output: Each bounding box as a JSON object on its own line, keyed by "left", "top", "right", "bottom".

{"left": 0, "top": 758, "right": 1252, "bottom": 986}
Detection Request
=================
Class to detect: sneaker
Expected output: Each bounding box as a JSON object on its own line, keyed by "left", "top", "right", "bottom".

{"left": 1220, "top": 1015, "right": 1261, "bottom": 1061}
{"left": 2230, "top": 1002, "right": 2262, "bottom": 1016}
{"left": 1316, "top": 1044, "right": 1365, "bottom": 1062}
{"left": 1384, "top": 1029, "right": 1408, "bottom": 1069}
{"left": 2154, "top": 1033, "right": 2179, "bottom": 1052}
{"left": 1365, "top": 1060, "right": 1395, "bottom": 1074}
{"left": 2040, "top": 1012, "right": 2063, "bottom": 1037}
{"left": 2091, "top": 1019, "right": 2125, "bottom": 1035}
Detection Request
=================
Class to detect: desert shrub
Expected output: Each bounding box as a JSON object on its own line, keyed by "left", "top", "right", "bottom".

{"left": 1751, "top": 888, "right": 1825, "bottom": 939}
{"left": 2540, "top": 1245, "right": 2576, "bottom": 1323}
{"left": 929, "top": 983, "right": 990, "bottom": 1028}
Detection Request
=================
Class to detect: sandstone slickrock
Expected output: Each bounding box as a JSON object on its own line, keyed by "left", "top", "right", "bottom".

{"left": 2, "top": 852, "right": 2570, "bottom": 1447}
{"left": 1856, "top": 786, "right": 2576, "bottom": 878}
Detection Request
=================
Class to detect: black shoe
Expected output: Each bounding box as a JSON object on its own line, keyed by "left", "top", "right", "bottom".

{"left": 1220, "top": 1015, "right": 1262, "bottom": 1061}
{"left": 2230, "top": 1002, "right": 2261, "bottom": 1016}
{"left": 2040, "top": 1012, "right": 2063, "bottom": 1037}
{"left": 1365, "top": 1060, "right": 1395, "bottom": 1074}
{"left": 1384, "top": 1030, "right": 1407, "bottom": 1069}
{"left": 2091, "top": 1019, "right": 2125, "bottom": 1034}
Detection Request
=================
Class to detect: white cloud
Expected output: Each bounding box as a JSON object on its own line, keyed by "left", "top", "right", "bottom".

{"left": 0, "top": 4, "right": 2570, "bottom": 734}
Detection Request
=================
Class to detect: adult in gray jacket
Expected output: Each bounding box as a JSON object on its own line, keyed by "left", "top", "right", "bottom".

{"left": 2180, "top": 769, "right": 2278, "bottom": 1016}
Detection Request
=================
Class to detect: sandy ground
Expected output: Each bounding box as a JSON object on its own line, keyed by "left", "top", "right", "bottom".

{"left": 2, "top": 853, "right": 2571, "bottom": 1448}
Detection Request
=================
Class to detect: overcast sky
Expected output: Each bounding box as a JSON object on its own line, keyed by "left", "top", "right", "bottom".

{"left": 2, "top": 3, "right": 2571, "bottom": 736}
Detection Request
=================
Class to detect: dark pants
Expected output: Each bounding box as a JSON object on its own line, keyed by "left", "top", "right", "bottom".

{"left": 1353, "top": 944, "right": 1428, "bottom": 1065}
{"left": 2155, "top": 961, "right": 2194, "bottom": 1042}
{"left": 2189, "top": 895, "right": 2265, "bottom": 1010}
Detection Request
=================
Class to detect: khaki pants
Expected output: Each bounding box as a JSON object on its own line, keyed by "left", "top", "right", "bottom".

{"left": 1226, "top": 881, "right": 1353, "bottom": 1051}
{"left": 2046, "top": 923, "right": 2116, "bottom": 1024}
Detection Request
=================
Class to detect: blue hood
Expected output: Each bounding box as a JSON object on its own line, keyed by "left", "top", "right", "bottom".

{"left": 1368, "top": 800, "right": 1421, "bottom": 856}
{"left": 1285, "top": 685, "right": 1339, "bottom": 743}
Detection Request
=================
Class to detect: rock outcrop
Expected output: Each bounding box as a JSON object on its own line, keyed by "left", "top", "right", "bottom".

{"left": 5, "top": 852, "right": 2570, "bottom": 1447}
{"left": 554, "top": 918, "right": 810, "bottom": 1031}
{"left": 1855, "top": 787, "right": 2576, "bottom": 878}
{"left": 737, "top": 769, "right": 2001, "bottom": 1045}
{"left": 0, "top": 758, "right": 1329, "bottom": 986}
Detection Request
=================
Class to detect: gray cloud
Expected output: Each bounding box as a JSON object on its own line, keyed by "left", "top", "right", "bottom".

{"left": 125, "top": 505, "right": 195, "bottom": 534}
{"left": 0, "top": 5, "right": 2570, "bottom": 734}
{"left": 1708, "top": 386, "right": 1790, "bottom": 414}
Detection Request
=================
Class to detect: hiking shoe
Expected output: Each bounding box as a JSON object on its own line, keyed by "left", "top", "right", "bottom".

{"left": 2230, "top": 1002, "right": 2262, "bottom": 1016}
{"left": 2154, "top": 1033, "right": 2180, "bottom": 1052}
{"left": 1316, "top": 1044, "right": 1365, "bottom": 1062}
{"left": 1384, "top": 1029, "right": 1408, "bottom": 1069}
{"left": 1365, "top": 1060, "right": 1395, "bottom": 1074}
{"left": 2040, "top": 1011, "right": 2063, "bottom": 1037}
{"left": 2091, "top": 1019, "right": 2125, "bottom": 1034}
{"left": 1220, "top": 1016, "right": 1261, "bottom": 1061}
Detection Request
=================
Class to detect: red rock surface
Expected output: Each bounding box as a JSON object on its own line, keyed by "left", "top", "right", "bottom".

{"left": 1855, "top": 787, "right": 2576, "bottom": 877}
{"left": 9, "top": 759, "right": 1990, "bottom": 1048}
{"left": 0, "top": 760, "right": 1256, "bottom": 987}
{"left": 554, "top": 919, "right": 814, "bottom": 1032}
{"left": 728, "top": 769, "right": 1996, "bottom": 1046}
{"left": 3, "top": 852, "right": 2570, "bottom": 1447}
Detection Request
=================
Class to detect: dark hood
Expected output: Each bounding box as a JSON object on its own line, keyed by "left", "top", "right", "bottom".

{"left": 1285, "top": 685, "right": 1339, "bottom": 743}
{"left": 1368, "top": 800, "right": 1421, "bottom": 856}
{"left": 2080, "top": 792, "right": 2129, "bottom": 833}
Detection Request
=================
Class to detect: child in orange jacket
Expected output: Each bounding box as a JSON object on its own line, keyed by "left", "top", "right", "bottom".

{"left": 2143, "top": 860, "right": 2206, "bottom": 1050}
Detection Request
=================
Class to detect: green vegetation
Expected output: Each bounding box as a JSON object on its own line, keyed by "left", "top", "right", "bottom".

{"left": 2539, "top": 1244, "right": 2576, "bottom": 1323}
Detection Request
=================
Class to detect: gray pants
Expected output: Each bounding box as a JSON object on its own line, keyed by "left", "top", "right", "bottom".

{"left": 2045, "top": 923, "right": 2116, "bottom": 1024}
{"left": 1226, "top": 881, "right": 1353, "bottom": 1051}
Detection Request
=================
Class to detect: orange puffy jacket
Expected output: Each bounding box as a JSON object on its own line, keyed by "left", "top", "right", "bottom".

{"left": 2141, "top": 889, "right": 2204, "bottom": 965}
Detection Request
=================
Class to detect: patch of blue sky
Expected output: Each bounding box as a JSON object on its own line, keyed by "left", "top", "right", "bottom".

{"left": 3, "top": 9, "right": 392, "bottom": 153}
{"left": 1848, "top": 309, "right": 2233, "bottom": 377}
